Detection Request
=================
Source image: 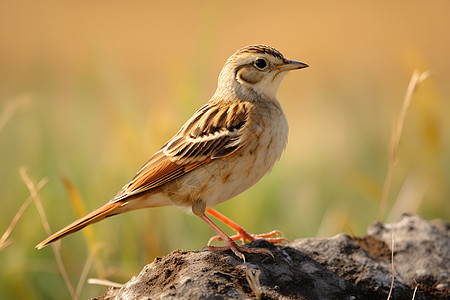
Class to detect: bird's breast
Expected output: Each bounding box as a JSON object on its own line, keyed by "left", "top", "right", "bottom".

{"left": 203, "top": 101, "right": 289, "bottom": 207}
{"left": 160, "top": 101, "right": 289, "bottom": 210}
{"left": 246, "top": 102, "right": 289, "bottom": 178}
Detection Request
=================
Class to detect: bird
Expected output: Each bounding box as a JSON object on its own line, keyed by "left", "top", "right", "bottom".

{"left": 36, "top": 44, "right": 308, "bottom": 260}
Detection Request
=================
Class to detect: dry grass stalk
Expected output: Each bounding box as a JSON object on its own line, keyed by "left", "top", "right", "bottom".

{"left": 246, "top": 269, "right": 262, "bottom": 300}
{"left": 87, "top": 278, "right": 124, "bottom": 288}
{"left": 411, "top": 280, "right": 419, "bottom": 300}
{"left": 75, "top": 244, "right": 104, "bottom": 299}
{"left": 20, "top": 167, "right": 77, "bottom": 300}
{"left": 387, "top": 232, "right": 395, "bottom": 300}
{"left": 61, "top": 175, "right": 106, "bottom": 279}
{"left": 0, "top": 94, "right": 30, "bottom": 133}
{"left": 378, "top": 70, "right": 430, "bottom": 221}
{"left": 0, "top": 178, "right": 48, "bottom": 251}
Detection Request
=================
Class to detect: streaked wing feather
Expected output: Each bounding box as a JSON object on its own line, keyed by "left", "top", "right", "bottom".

{"left": 113, "top": 102, "right": 249, "bottom": 202}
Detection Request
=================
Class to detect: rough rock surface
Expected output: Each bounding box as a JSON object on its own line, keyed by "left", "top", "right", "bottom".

{"left": 93, "top": 214, "right": 449, "bottom": 299}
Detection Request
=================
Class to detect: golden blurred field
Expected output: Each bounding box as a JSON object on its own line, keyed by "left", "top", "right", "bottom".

{"left": 1, "top": 0, "right": 449, "bottom": 299}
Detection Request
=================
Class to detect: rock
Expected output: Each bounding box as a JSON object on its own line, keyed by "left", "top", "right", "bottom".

{"left": 93, "top": 214, "right": 449, "bottom": 299}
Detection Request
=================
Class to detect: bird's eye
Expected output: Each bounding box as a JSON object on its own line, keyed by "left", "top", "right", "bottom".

{"left": 254, "top": 58, "right": 268, "bottom": 70}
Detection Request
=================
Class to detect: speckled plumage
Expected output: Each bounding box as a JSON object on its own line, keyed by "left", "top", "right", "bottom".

{"left": 36, "top": 45, "right": 308, "bottom": 259}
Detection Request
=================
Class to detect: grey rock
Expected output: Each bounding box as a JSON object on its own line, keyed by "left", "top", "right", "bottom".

{"left": 93, "top": 214, "right": 449, "bottom": 300}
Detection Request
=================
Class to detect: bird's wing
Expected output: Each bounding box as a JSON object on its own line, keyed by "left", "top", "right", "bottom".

{"left": 112, "top": 102, "right": 250, "bottom": 202}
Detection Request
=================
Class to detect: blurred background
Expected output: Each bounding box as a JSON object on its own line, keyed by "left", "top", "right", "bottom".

{"left": 1, "top": 0, "right": 449, "bottom": 299}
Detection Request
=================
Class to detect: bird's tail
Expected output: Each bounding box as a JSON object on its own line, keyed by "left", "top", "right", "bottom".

{"left": 36, "top": 201, "right": 123, "bottom": 249}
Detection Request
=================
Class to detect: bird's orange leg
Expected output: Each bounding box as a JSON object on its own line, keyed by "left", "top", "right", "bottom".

{"left": 205, "top": 208, "right": 288, "bottom": 246}
{"left": 199, "top": 214, "right": 272, "bottom": 261}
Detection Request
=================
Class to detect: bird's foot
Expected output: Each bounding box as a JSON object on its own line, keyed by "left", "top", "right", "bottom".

{"left": 199, "top": 212, "right": 277, "bottom": 261}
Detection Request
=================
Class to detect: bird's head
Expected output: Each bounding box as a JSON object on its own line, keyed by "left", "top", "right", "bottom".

{"left": 215, "top": 45, "right": 308, "bottom": 101}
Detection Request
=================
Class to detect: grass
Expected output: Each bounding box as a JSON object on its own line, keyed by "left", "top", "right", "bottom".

{"left": 0, "top": 175, "right": 47, "bottom": 251}
{"left": 20, "top": 168, "right": 76, "bottom": 299}
{"left": 387, "top": 232, "right": 395, "bottom": 300}
{"left": 378, "top": 71, "right": 430, "bottom": 221}
{"left": 384, "top": 71, "right": 430, "bottom": 300}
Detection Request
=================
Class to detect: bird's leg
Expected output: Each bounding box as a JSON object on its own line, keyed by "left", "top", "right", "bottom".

{"left": 198, "top": 213, "right": 273, "bottom": 261}
{"left": 205, "top": 208, "right": 288, "bottom": 246}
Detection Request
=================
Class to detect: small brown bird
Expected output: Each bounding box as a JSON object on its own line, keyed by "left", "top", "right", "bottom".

{"left": 36, "top": 45, "right": 308, "bottom": 260}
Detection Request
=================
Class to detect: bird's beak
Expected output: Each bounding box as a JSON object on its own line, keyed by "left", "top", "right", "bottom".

{"left": 272, "top": 59, "right": 309, "bottom": 72}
